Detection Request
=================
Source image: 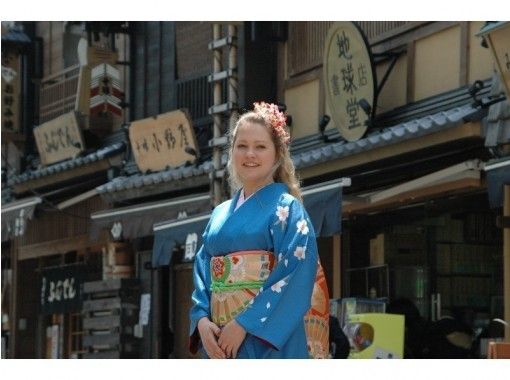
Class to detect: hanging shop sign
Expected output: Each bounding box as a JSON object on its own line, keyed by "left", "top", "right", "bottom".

{"left": 40, "top": 265, "right": 89, "bottom": 315}
{"left": 33, "top": 111, "right": 85, "bottom": 166}
{"left": 1, "top": 52, "right": 21, "bottom": 134}
{"left": 129, "top": 109, "right": 200, "bottom": 173}
{"left": 89, "top": 63, "right": 123, "bottom": 118}
{"left": 323, "top": 22, "right": 376, "bottom": 142}
{"left": 75, "top": 39, "right": 123, "bottom": 131}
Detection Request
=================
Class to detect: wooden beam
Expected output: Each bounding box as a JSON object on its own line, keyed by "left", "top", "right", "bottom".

{"left": 284, "top": 66, "right": 321, "bottom": 89}
{"left": 344, "top": 177, "right": 483, "bottom": 215}
{"left": 371, "top": 21, "right": 459, "bottom": 55}
{"left": 504, "top": 185, "right": 510, "bottom": 342}
{"left": 459, "top": 22, "right": 469, "bottom": 86}
{"left": 56, "top": 188, "right": 99, "bottom": 210}
{"left": 18, "top": 234, "right": 105, "bottom": 261}
{"left": 299, "top": 121, "right": 483, "bottom": 180}
{"left": 332, "top": 234, "right": 341, "bottom": 299}
{"left": 406, "top": 40, "right": 415, "bottom": 103}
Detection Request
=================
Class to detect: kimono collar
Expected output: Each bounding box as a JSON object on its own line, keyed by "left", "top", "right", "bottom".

{"left": 232, "top": 182, "right": 289, "bottom": 211}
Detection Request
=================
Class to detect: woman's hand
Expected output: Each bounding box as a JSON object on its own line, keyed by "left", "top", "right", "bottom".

{"left": 197, "top": 317, "right": 226, "bottom": 359}
{"left": 218, "top": 319, "right": 246, "bottom": 358}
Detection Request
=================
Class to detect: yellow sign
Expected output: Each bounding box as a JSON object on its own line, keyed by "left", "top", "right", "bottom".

{"left": 33, "top": 112, "right": 85, "bottom": 166}
{"left": 1, "top": 53, "right": 21, "bottom": 133}
{"left": 346, "top": 313, "right": 404, "bottom": 359}
{"left": 129, "top": 109, "right": 199, "bottom": 173}
{"left": 323, "top": 22, "right": 376, "bottom": 142}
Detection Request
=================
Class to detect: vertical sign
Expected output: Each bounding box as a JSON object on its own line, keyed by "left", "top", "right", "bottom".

{"left": 1, "top": 52, "right": 21, "bottom": 133}
{"left": 323, "top": 22, "right": 376, "bottom": 142}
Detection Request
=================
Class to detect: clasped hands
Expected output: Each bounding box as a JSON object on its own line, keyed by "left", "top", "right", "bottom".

{"left": 197, "top": 317, "right": 246, "bottom": 359}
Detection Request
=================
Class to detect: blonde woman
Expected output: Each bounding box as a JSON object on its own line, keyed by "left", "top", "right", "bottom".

{"left": 189, "top": 102, "right": 329, "bottom": 359}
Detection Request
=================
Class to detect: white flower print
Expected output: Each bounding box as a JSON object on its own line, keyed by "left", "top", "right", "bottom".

{"left": 260, "top": 317, "right": 267, "bottom": 323}
{"left": 294, "top": 246, "right": 306, "bottom": 260}
{"left": 296, "top": 219, "right": 309, "bottom": 235}
{"left": 276, "top": 205, "right": 289, "bottom": 223}
{"left": 266, "top": 302, "right": 271, "bottom": 309}
{"left": 271, "top": 279, "right": 287, "bottom": 293}
{"left": 284, "top": 259, "right": 288, "bottom": 267}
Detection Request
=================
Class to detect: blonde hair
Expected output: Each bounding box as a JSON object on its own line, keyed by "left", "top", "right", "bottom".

{"left": 226, "top": 110, "right": 303, "bottom": 202}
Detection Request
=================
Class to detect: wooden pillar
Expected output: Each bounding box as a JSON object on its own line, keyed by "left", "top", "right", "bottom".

{"left": 332, "top": 234, "right": 341, "bottom": 298}
{"left": 504, "top": 185, "right": 510, "bottom": 341}
{"left": 8, "top": 238, "right": 18, "bottom": 357}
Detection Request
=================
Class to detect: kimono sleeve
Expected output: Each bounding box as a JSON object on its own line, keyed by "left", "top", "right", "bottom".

{"left": 189, "top": 225, "right": 213, "bottom": 354}
{"left": 235, "top": 195, "right": 318, "bottom": 350}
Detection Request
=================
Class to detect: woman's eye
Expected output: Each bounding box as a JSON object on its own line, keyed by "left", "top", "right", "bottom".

{"left": 257, "top": 145, "right": 266, "bottom": 149}
{"left": 236, "top": 144, "right": 247, "bottom": 148}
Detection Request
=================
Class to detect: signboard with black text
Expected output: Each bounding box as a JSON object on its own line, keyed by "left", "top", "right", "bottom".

{"left": 33, "top": 111, "right": 85, "bottom": 166}
{"left": 40, "top": 265, "right": 89, "bottom": 315}
{"left": 129, "top": 109, "right": 200, "bottom": 173}
{"left": 324, "top": 22, "right": 376, "bottom": 142}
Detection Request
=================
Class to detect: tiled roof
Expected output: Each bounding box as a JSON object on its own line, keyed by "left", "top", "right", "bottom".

{"left": 293, "top": 104, "right": 480, "bottom": 169}
{"left": 8, "top": 142, "right": 126, "bottom": 186}
{"left": 96, "top": 103, "right": 481, "bottom": 194}
{"left": 96, "top": 155, "right": 227, "bottom": 194}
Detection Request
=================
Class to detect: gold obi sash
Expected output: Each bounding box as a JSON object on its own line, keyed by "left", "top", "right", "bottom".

{"left": 210, "top": 250, "right": 275, "bottom": 327}
{"left": 209, "top": 250, "right": 330, "bottom": 359}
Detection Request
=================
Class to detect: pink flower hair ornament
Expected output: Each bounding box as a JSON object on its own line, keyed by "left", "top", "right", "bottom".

{"left": 253, "top": 101, "right": 291, "bottom": 145}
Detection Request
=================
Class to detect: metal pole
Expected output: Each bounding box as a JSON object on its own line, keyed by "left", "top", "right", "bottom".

{"left": 212, "top": 23, "right": 223, "bottom": 207}
{"left": 504, "top": 185, "right": 510, "bottom": 341}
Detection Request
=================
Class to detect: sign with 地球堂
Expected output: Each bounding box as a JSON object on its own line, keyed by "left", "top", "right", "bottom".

{"left": 33, "top": 111, "right": 85, "bottom": 166}
{"left": 323, "top": 22, "right": 376, "bottom": 142}
{"left": 129, "top": 109, "right": 200, "bottom": 173}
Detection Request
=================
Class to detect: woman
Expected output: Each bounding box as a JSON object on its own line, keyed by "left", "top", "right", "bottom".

{"left": 189, "top": 102, "right": 329, "bottom": 359}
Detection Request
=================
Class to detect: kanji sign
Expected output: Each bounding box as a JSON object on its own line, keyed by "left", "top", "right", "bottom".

{"left": 33, "top": 111, "right": 85, "bottom": 166}
{"left": 324, "top": 22, "right": 376, "bottom": 142}
{"left": 1, "top": 53, "right": 21, "bottom": 133}
{"left": 129, "top": 109, "right": 199, "bottom": 173}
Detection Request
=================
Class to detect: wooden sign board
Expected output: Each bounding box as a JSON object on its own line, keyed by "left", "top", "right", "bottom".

{"left": 129, "top": 109, "right": 199, "bottom": 173}
{"left": 324, "top": 22, "right": 376, "bottom": 142}
{"left": 1, "top": 52, "right": 21, "bottom": 133}
{"left": 34, "top": 111, "right": 85, "bottom": 166}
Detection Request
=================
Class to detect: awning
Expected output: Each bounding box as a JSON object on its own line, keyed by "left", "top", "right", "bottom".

{"left": 485, "top": 158, "right": 510, "bottom": 208}
{"left": 151, "top": 178, "right": 349, "bottom": 267}
{"left": 343, "top": 160, "right": 484, "bottom": 215}
{"left": 1, "top": 196, "right": 42, "bottom": 242}
{"left": 90, "top": 192, "right": 211, "bottom": 240}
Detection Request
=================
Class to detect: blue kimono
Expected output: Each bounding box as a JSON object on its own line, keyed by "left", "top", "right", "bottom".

{"left": 189, "top": 182, "right": 320, "bottom": 359}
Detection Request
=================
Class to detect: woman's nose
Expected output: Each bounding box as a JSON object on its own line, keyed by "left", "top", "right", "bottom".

{"left": 246, "top": 148, "right": 256, "bottom": 157}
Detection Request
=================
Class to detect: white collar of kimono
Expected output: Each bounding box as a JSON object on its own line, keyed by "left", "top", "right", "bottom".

{"left": 235, "top": 182, "right": 281, "bottom": 211}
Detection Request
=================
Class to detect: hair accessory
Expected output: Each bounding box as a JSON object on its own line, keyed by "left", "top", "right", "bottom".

{"left": 253, "top": 101, "right": 290, "bottom": 145}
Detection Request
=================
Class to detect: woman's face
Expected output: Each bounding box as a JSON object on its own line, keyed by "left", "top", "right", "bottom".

{"left": 233, "top": 121, "right": 277, "bottom": 193}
